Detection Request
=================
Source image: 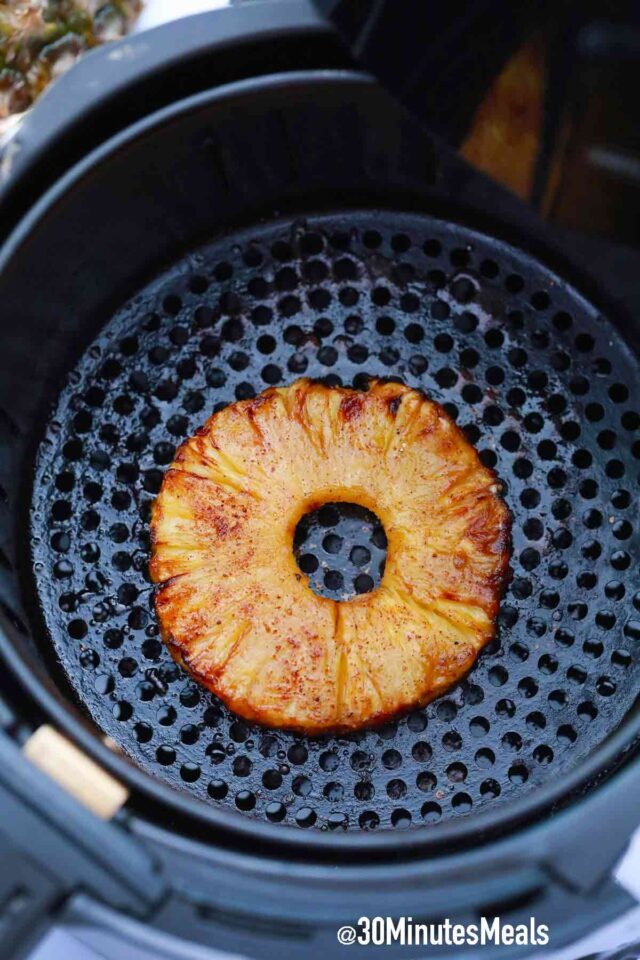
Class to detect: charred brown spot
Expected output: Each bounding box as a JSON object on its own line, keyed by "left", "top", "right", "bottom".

{"left": 246, "top": 394, "right": 270, "bottom": 420}
{"left": 248, "top": 392, "right": 270, "bottom": 410}
{"left": 292, "top": 381, "right": 311, "bottom": 423}
{"left": 340, "top": 394, "right": 365, "bottom": 422}
{"left": 387, "top": 395, "right": 402, "bottom": 417}
{"left": 465, "top": 507, "right": 509, "bottom": 555}
{"left": 494, "top": 513, "right": 513, "bottom": 556}
{"left": 441, "top": 587, "right": 464, "bottom": 603}
{"left": 246, "top": 398, "right": 268, "bottom": 442}
{"left": 419, "top": 419, "right": 436, "bottom": 438}
{"left": 154, "top": 574, "right": 184, "bottom": 609}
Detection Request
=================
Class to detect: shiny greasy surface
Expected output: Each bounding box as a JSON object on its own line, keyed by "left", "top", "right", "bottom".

{"left": 151, "top": 379, "right": 511, "bottom": 732}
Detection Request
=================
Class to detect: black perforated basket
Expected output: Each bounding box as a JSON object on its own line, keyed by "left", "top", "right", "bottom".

{"left": 0, "top": 2, "right": 639, "bottom": 958}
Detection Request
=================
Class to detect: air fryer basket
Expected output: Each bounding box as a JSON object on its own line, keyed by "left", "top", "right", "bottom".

{"left": 29, "top": 206, "right": 640, "bottom": 834}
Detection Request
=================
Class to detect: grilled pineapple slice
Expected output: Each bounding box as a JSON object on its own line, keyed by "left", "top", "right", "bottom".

{"left": 151, "top": 379, "right": 511, "bottom": 733}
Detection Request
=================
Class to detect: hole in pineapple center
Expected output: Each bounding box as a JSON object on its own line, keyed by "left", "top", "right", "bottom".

{"left": 293, "top": 502, "right": 387, "bottom": 601}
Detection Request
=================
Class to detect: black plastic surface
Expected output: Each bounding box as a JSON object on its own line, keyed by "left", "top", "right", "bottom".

{"left": 313, "top": 0, "right": 548, "bottom": 143}
{"left": 0, "top": 730, "right": 165, "bottom": 959}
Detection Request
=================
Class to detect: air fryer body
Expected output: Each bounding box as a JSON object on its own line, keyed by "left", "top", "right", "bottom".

{"left": 0, "top": 3, "right": 639, "bottom": 959}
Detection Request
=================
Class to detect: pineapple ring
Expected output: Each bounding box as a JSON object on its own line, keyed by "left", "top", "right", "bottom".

{"left": 151, "top": 379, "right": 511, "bottom": 733}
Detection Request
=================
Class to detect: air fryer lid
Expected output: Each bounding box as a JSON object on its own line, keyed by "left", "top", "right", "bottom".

{"left": 1, "top": 65, "right": 639, "bottom": 856}
{"left": 312, "top": 0, "right": 549, "bottom": 142}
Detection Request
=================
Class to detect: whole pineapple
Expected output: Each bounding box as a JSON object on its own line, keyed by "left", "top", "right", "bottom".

{"left": 0, "top": 1, "right": 142, "bottom": 135}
